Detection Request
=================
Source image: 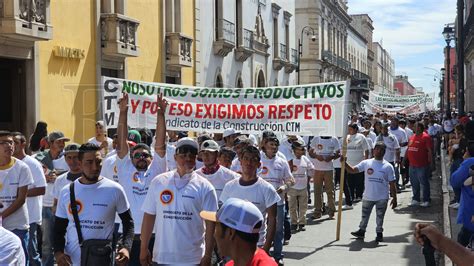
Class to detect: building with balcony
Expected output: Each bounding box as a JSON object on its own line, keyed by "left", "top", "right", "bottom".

{"left": 464, "top": 0, "right": 474, "bottom": 112}
{"left": 295, "top": 0, "right": 351, "bottom": 84}
{"left": 0, "top": 0, "right": 194, "bottom": 142}
{"left": 347, "top": 23, "right": 369, "bottom": 111}
{"left": 350, "top": 14, "right": 374, "bottom": 89}
{"left": 195, "top": 0, "right": 296, "bottom": 88}
{"left": 372, "top": 42, "right": 395, "bottom": 94}
{"left": 394, "top": 75, "right": 417, "bottom": 95}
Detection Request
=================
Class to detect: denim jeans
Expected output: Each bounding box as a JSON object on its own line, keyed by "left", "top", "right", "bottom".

{"left": 457, "top": 226, "right": 474, "bottom": 247}
{"left": 28, "top": 223, "right": 42, "bottom": 266}
{"left": 12, "top": 228, "right": 30, "bottom": 266}
{"left": 41, "top": 207, "right": 55, "bottom": 266}
{"left": 450, "top": 158, "right": 463, "bottom": 202}
{"left": 358, "top": 199, "right": 388, "bottom": 233}
{"left": 273, "top": 204, "right": 285, "bottom": 260}
{"left": 409, "top": 166, "right": 430, "bottom": 202}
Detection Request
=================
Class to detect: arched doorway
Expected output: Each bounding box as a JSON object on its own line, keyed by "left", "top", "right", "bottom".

{"left": 215, "top": 74, "right": 224, "bottom": 88}
{"left": 257, "top": 70, "right": 265, "bottom": 87}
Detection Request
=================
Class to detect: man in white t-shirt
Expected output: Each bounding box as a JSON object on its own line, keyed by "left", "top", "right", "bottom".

{"left": 363, "top": 120, "right": 377, "bottom": 143}
{"left": 52, "top": 143, "right": 82, "bottom": 206}
{"left": 223, "top": 128, "right": 241, "bottom": 149}
{"left": 344, "top": 142, "right": 398, "bottom": 242}
{"left": 279, "top": 135, "right": 302, "bottom": 161}
{"left": 389, "top": 117, "right": 408, "bottom": 190}
{"left": 346, "top": 124, "right": 370, "bottom": 203}
{"left": 0, "top": 131, "right": 34, "bottom": 261}
{"left": 0, "top": 225, "right": 26, "bottom": 265}
{"left": 34, "top": 131, "right": 70, "bottom": 266}
{"left": 13, "top": 132, "right": 47, "bottom": 266}
{"left": 87, "top": 120, "right": 113, "bottom": 158}
{"left": 259, "top": 134, "right": 294, "bottom": 264}
{"left": 140, "top": 137, "right": 218, "bottom": 265}
{"left": 115, "top": 93, "right": 168, "bottom": 265}
{"left": 399, "top": 120, "right": 414, "bottom": 187}
{"left": 54, "top": 143, "right": 134, "bottom": 266}
{"left": 220, "top": 146, "right": 280, "bottom": 256}
{"left": 288, "top": 140, "right": 315, "bottom": 231}
{"left": 196, "top": 140, "right": 239, "bottom": 199}
{"left": 376, "top": 124, "right": 400, "bottom": 192}
{"left": 309, "top": 136, "right": 340, "bottom": 219}
{"left": 230, "top": 136, "right": 254, "bottom": 174}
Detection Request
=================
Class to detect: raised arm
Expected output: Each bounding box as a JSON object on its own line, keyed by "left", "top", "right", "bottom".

{"left": 154, "top": 93, "right": 168, "bottom": 158}
{"left": 117, "top": 93, "right": 130, "bottom": 159}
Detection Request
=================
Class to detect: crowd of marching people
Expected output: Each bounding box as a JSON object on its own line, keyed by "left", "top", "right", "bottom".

{"left": 1, "top": 92, "right": 474, "bottom": 265}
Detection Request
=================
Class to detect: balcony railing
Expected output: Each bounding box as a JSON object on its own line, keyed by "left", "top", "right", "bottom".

{"left": 235, "top": 28, "right": 254, "bottom": 62}
{"left": 101, "top": 13, "right": 140, "bottom": 57}
{"left": 213, "top": 18, "right": 235, "bottom": 57}
{"left": 323, "top": 50, "right": 351, "bottom": 72}
{"left": 217, "top": 19, "right": 235, "bottom": 44}
{"left": 280, "top": 43, "right": 287, "bottom": 60}
{"left": 0, "top": 0, "right": 53, "bottom": 41}
{"left": 166, "top": 32, "right": 193, "bottom": 69}
{"left": 243, "top": 28, "right": 253, "bottom": 49}
{"left": 290, "top": 48, "right": 297, "bottom": 64}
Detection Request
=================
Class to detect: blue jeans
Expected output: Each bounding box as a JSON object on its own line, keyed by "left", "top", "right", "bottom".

{"left": 273, "top": 204, "right": 285, "bottom": 260}
{"left": 12, "top": 229, "right": 29, "bottom": 266}
{"left": 409, "top": 166, "right": 430, "bottom": 202}
{"left": 358, "top": 199, "right": 388, "bottom": 233}
{"left": 450, "top": 158, "right": 463, "bottom": 202}
{"left": 28, "top": 223, "right": 42, "bottom": 266}
{"left": 41, "top": 207, "right": 55, "bottom": 266}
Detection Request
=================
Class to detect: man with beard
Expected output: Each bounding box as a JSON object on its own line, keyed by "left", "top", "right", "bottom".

{"left": 140, "top": 137, "right": 218, "bottom": 265}
{"left": 53, "top": 143, "right": 134, "bottom": 266}
{"left": 115, "top": 93, "right": 168, "bottom": 265}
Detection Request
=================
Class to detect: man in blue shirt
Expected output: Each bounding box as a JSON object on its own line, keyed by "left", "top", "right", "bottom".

{"left": 451, "top": 142, "right": 474, "bottom": 246}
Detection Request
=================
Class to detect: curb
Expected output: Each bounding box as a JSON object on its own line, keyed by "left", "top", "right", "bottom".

{"left": 440, "top": 150, "right": 452, "bottom": 266}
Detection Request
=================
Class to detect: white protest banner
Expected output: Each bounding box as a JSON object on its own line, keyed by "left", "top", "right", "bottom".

{"left": 363, "top": 99, "right": 426, "bottom": 115}
{"left": 101, "top": 76, "right": 350, "bottom": 137}
{"left": 369, "top": 91, "right": 433, "bottom": 107}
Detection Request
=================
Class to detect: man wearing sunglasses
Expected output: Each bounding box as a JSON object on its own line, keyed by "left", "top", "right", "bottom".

{"left": 140, "top": 137, "right": 218, "bottom": 265}
{"left": 115, "top": 93, "right": 168, "bottom": 265}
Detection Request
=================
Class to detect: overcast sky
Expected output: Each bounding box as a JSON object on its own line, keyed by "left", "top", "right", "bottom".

{"left": 348, "top": 0, "right": 456, "bottom": 99}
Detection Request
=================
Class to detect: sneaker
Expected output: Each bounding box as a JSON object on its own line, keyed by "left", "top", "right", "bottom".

{"left": 342, "top": 205, "right": 353, "bottom": 210}
{"left": 328, "top": 212, "right": 335, "bottom": 219}
{"left": 283, "top": 240, "right": 289, "bottom": 245}
{"left": 420, "top": 201, "right": 430, "bottom": 207}
{"left": 298, "top": 224, "right": 306, "bottom": 231}
{"left": 353, "top": 197, "right": 361, "bottom": 203}
{"left": 313, "top": 212, "right": 322, "bottom": 219}
{"left": 449, "top": 202, "right": 460, "bottom": 209}
{"left": 375, "top": 232, "right": 383, "bottom": 242}
{"left": 409, "top": 200, "right": 420, "bottom": 207}
{"left": 351, "top": 229, "right": 365, "bottom": 239}
{"left": 401, "top": 184, "right": 406, "bottom": 190}
{"left": 275, "top": 258, "right": 284, "bottom": 266}
{"left": 290, "top": 224, "right": 298, "bottom": 233}
{"left": 308, "top": 198, "right": 312, "bottom": 204}
{"left": 449, "top": 199, "right": 457, "bottom": 205}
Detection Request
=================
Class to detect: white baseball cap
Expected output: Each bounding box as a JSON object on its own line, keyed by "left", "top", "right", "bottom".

{"left": 223, "top": 128, "right": 240, "bottom": 138}
{"left": 175, "top": 137, "right": 199, "bottom": 152}
{"left": 200, "top": 140, "right": 219, "bottom": 152}
{"left": 200, "top": 198, "right": 263, "bottom": 234}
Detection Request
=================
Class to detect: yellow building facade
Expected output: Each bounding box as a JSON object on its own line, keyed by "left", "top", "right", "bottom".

{"left": 0, "top": 0, "right": 195, "bottom": 143}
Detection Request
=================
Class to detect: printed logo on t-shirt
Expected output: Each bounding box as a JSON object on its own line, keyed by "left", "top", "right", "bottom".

{"left": 68, "top": 200, "right": 84, "bottom": 215}
{"left": 367, "top": 168, "right": 374, "bottom": 175}
{"left": 113, "top": 165, "right": 118, "bottom": 174}
{"left": 317, "top": 144, "right": 323, "bottom": 150}
{"left": 261, "top": 166, "right": 269, "bottom": 175}
{"left": 132, "top": 172, "right": 140, "bottom": 183}
{"left": 291, "top": 165, "right": 297, "bottom": 172}
{"left": 160, "top": 190, "right": 174, "bottom": 205}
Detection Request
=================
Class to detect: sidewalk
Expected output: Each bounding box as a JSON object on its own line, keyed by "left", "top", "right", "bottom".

{"left": 284, "top": 165, "right": 444, "bottom": 265}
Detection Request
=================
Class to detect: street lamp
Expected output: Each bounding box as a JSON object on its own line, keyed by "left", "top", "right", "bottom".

{"left": 442, "top": 24, "right": 455, "bottom": 116}
{"left": 297, "top": 26, "right": 316, "bottom": 84}
{"left": 440, "top": 68, "right": 446, "bottom": 111}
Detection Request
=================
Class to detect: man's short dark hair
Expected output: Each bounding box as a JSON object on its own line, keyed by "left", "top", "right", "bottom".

{"left": 416, "top": 122, "right": 425, "bottom": 131}
{"left": 130, "top": 143, "right": 152, "bottom": 157}
{"left": 219, "top": 147, "right": 236, "bottom": 160}
{"left": 0, "top": 131, "right": 12, "bottom": 138}
{"left": 220, "top": 222, "right": 261, "bottom": 244}
{"left": 11, "top": 132, "right": 26, "bottom": 143}
{"left": 241, "top": 146, "right": 260, "bottom": 161}
{"left": 78, "top": 143, "right": 101, "bottom": 160}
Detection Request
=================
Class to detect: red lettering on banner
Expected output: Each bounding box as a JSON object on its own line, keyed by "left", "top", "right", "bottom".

{"left": 195, "top": 104, "right": 203, "bottom": 118}
{"left": 204, "top": 104, "right": 214, "bottom": 118}
{"left": 304, "top": 105, "right": 312, "bottom": 119}
{"left": 231, "top": 105, "right": 246, "bottom": 119}
{"left": 278, "top": 105, "right": 286, "bottom": 119}
{"left": 131, "top": 99, "right": 140, "bottom": 113}
{"left": 256, "top": 105, "right": 265, "bottom": 119}
{"left": 268, "top": 105, "right": 277, "bottom": 119}
{"left": 183, "top": 103, "right": 193, "bottom": 116}
{"left": 322, "top": 104, "right": 332, "bottom": 120}
{"left": 142, "top": 100, "right": 151, "bottom": 114}
{"left": 169, "top": 102, "right": 177, "bottom": 115}
{"left": 295, "top": 105, "right": 303, "bottom": 119}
